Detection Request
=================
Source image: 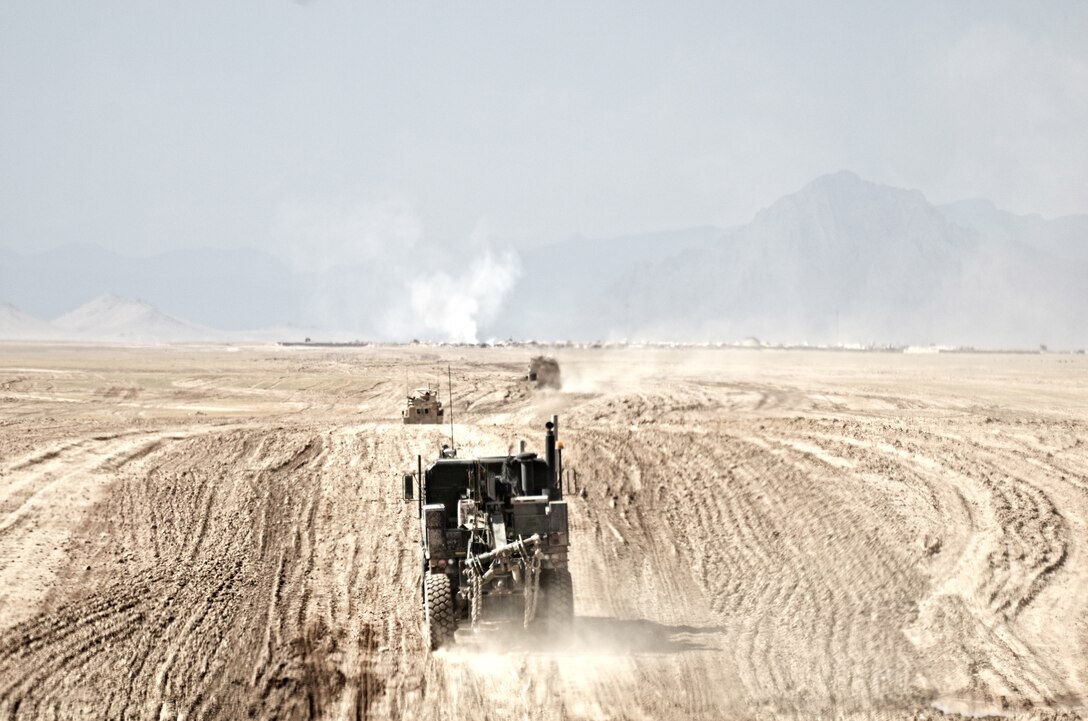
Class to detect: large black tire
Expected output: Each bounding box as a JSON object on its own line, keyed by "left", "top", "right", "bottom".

{"left": 424, "top": 573, "right": 457, "bottom": 650}
{"left": 539, "top": 568, "right": 574, "bottom": 630}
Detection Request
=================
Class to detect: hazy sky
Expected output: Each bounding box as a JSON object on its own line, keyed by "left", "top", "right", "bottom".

{"left": 2, "top": 1, "right": 1086, "bottom": 260}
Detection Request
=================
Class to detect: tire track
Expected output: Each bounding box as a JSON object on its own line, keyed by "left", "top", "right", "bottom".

{"left": 3, "top": 347, "right": 1088, "bottom": 720}
{"left": 756, "top": 416, "right": 1082, "bottom": 711}
{"left": 0, "top": 428, "right": 344, "bottom": 720}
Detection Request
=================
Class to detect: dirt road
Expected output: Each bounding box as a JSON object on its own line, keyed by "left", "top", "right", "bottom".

{"left": 1, "top": 344, "right": 1086, "bottom": 720}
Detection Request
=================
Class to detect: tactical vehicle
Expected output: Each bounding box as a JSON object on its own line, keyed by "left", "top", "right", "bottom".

{"left": 402, "top": 418, "right": 573, "bottom": 649}
{"left": 526, "top": 356, "right": 561, "bottom": 389}
{"left": 402, "top": 388, "right": 444, "bottom": 425}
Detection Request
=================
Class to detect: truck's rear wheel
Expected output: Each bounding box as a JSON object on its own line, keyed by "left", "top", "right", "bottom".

{"left": 540, "top": 568, "right": 574, "bottom": 630}
{"left": 424, "top": 573, "right": 456, "bottom": 650}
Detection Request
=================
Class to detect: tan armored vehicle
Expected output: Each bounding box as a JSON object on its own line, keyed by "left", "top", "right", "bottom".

{"left": 403, "top": 388, "right": 445, "bottom": 425}
{"left": 526, "top": 356, "right": 561, "bottom": 389}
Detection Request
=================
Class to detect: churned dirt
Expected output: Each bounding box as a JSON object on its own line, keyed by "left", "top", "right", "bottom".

{"left": 1, "top": 343, "right": 1087, "bottom": 720}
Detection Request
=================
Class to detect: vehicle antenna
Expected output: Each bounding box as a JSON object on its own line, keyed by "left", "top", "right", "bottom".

{"left": 448, "top": 364, "right": 455, "bottom": 451}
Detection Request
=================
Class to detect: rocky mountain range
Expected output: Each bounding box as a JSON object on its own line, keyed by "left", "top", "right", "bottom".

{"left": 2, "top": 172, "right": 1085, "bottom": 348}
{"left": 492, "top": 172, "right": 1088, "bottom": 348}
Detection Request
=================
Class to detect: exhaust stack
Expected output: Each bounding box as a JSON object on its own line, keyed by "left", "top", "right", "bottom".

{"left": 544, "top": 420, "right": 556, "bottom": 489}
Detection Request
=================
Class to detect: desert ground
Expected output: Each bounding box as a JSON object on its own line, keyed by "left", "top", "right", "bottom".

{"left": 0, "top": 343, "right": 1086, "bottom": 720}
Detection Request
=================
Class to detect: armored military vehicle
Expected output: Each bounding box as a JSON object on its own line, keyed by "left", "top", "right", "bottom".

{"left": 402, "top": 388, "right": 444, "bottom": 425}
{"left": 526, "top": 356, "right": 561, "bottom": 389}
{"left": 402, "top": 418, "right": 573, "bottom": 649}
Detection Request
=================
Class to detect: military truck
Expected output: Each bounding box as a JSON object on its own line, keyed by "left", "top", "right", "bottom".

{"left": 402, "top": 388, "right": 444, "bottom": 425}
{"left": 402, "top": 419, "right": 573, "bottom": 649}
{"left": 526, "top": 356, "right": 561, "bottom": 389}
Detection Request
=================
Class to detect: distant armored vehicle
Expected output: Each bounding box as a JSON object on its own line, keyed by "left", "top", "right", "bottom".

{"left": 403, "top": 388, "right": 445, "bottom": 425}
{"left": 526, "top": 356, "right": 561, "bottom": 389}
{"left": 401, "top": 419, "right": 573, "bottom": 649}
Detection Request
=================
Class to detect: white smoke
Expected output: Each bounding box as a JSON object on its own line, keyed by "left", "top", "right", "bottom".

{"left": 271, "top": 200, "right": 520, "bottom": 341}
{"left": 401, "top": 249, "right": 520, "bottom": 343}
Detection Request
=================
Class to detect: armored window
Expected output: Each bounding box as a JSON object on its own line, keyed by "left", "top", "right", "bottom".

{"left": 424, "top": 408, "right": 429, "bottom": 414}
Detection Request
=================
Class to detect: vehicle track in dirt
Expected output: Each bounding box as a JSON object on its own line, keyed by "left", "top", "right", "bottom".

{"left": 0, "top": 344, "right": 1086, "bottom": 720}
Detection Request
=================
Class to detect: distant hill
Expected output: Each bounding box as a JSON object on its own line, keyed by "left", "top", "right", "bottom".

{"left": 491, "top": 226, "right": 728, "bottom": 341}
{"left": 0, "top": 245, "right": 303, "bottom": 329}
{"left": 0, "top": 294, "right": 357, "bottom": 344}
{"left": 51, "top": 294, "right": 221, "bottom": 343}
{"left": 622, "top": 171, "right": 980, "bottom": 344}
{"left": 0, "top": 302, "right": 57, "bottom": 340}
{"left": 611, "top": 172, "right": 1088, "bottom": 347}
{"left": 939, "top": 198, "right": 1088, "bottom": 263}
{"left": 2, "top": 172, "right": 1085, "bottom": 347}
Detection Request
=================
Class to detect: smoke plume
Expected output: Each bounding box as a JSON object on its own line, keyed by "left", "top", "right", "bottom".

{"left": 272, "top": 199, "right": 520, "bottom": 342}
{"left": 398, "top": 250, "right": 520, "bottom": 344}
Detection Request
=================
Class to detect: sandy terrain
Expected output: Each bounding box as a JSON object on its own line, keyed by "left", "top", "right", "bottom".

{"left": 1, "top": 343, "right": 1086, "bottom": 720}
